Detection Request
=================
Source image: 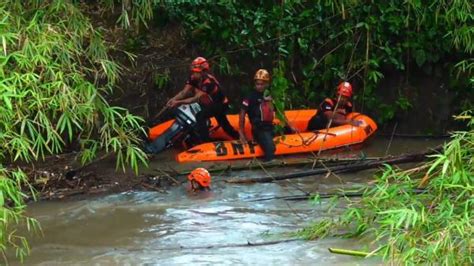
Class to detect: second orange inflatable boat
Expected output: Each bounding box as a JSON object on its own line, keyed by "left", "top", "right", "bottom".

{"left": 176, "top": 113, "right": 377, "bottom": 162}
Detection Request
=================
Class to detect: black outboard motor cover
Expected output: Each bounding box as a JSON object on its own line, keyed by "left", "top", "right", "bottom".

{"left": 144, "top": 103, "right": 201, "bottom": 154}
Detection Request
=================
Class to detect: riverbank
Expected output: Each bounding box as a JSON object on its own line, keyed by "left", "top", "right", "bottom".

{"left": 10, "top": 137, "right": 444, "bottom": 202}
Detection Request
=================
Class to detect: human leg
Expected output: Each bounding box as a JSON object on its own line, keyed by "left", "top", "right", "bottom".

{"left": 252, "top": 126, "right": 276, "bottom": 161}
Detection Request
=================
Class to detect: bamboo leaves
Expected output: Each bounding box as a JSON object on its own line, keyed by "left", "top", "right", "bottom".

{"left": 0, "top": 1, "right": 147, "bottom": 173}
{"left": 300, "top": 119, "right": 473, "bottom": 265}
{"left": 0, "top": 1, "right": 149, "bottom": 261}
{"left": 0, "top": 167, "right": 41, "bottom": 263}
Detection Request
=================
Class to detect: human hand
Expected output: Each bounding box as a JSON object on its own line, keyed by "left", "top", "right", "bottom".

{"left": 289, "top": 125, "right": 298, "bottom": 133}
{"left": 167, "top": 99, "right": 181, "bottom": 108}
{"left": 263, "top": 95, "right": 273, "bottom": 101}
{"left": 166, "top": 99, "right": 175, "bottom": 107}
{"left": 350, "top": 120, "right": 363, "bottom": 127}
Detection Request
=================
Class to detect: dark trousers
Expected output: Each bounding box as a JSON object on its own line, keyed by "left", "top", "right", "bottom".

{"left": 307, "top": 113, "right": 328, "bottom": 131}
{"left": 252, "top": 125, "right": 275, "bottom": 161}
{"left": 195, "top": 103, "right": 239, "bottom": 142}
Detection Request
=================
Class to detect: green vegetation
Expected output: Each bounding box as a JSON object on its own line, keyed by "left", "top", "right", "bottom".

{"left": 101, "top": 1, "right": 473, "bottom": 120}
{"left": 0, "top": 1, "right": 146, "bottom": 261}
{"left": 0, "top": 167, "right": 40, "bottom": 262}
{"left": 0, "top": 0, "right": 471, "bottom": 263}
{"left": 157, "top": 0, "right": 473, "bottom": 123}
{"left": 299, "top": 112, "right": 473, "bottom": 264}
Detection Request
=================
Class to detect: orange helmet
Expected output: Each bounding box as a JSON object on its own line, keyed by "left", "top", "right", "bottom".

{"left": 337, "top": 82, "right": 353, "bottom": 97}
{"left": 254, "top": 69, "right": 270, "bottom": 82}
{"left": 188, "top": 168, "right": 211, "bottom": 188}
{"left": 191, "top": 57, "right": 209, "bottom": 72}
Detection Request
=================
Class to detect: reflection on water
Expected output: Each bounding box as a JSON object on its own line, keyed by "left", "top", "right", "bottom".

{"left": 18, "top": 138, "right": 443, "bottom": 265}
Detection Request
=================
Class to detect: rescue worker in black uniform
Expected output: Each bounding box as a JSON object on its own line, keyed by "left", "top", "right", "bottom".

{"left": 167, "top": 57, "right": 239, "bottom": 142}
{"left": 307, "top": 81, "right": 361, "bottom": 131}
{"left": 238, "top": 69, "right": 295, "bottom": 162}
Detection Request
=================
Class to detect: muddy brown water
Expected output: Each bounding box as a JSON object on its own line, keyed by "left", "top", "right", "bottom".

{"left": 15, "top": 138, "right": 443, "bottom": 265}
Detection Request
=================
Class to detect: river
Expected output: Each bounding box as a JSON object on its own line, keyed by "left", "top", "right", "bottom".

{"left": 16, "top": 138, "right": 443, "bottom": 265}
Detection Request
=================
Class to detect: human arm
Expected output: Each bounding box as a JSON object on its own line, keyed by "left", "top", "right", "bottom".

{"left": 239, "top": 98, "right": 249, "bottom": 144}
{"left": 238, "top": 109, "right": 248, "bottom": 144}
{"left": 323, "top": 111, "right": 361, "bottom": 127}
{"left": 174, "top": 89, "right": 205, "bottom": 106}
{"left": 321, "top": 99, "right": 361, "bottom": 127}
{"left": 167, "top": 84, "right": 194, "bottom": 107}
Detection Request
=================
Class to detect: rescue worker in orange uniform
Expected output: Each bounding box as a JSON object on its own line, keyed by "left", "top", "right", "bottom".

{"left": 239, "top": 69, "right": 295, "bottom": 162}
{"left": 307, "top": 81, "right": 361, "bottom": 131}
{"left": 167, "top": 57, "right": 239, "bottom": 142}
{"left": 188, "top": 167, "right": 211, "bottom": 192}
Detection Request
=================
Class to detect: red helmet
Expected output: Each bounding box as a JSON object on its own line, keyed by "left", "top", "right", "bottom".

{"left": 190, "top": 57, "right": 209, "bottom": 72}
{"left": 188, "top": 168, "right": 211, "bottom": 188}
{"left": 337, "top": 82, "right": 353, "bottom": 97}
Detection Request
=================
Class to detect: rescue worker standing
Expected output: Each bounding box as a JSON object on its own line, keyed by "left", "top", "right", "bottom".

{"left": 167, "top": 57, "right": 239, "bottom": 142}
{"left": 307, "top": 81, "right": 361, "bottom": 131}
{"left": 239, "top": 69, "right": 294, "bottom": 162}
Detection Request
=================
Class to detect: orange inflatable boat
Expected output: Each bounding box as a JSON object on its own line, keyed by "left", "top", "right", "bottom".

{"left": 148, "top": 109, "right": 318, "bottom": 142}
{"left": 176, "top": 112, "right": 377, "bottom": 162}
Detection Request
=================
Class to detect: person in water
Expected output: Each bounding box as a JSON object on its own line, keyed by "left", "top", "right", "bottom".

{"left": 306, "top": 81, "right": 361, "bottom": 131}
{"left": 239, "top": 69, "right": 295, "bottom": 162}
{"left": 167, "top": 57, "right": 239, "bottom": 142}
{"left": 188, "top": 167, "right": 211, "bottom": 192}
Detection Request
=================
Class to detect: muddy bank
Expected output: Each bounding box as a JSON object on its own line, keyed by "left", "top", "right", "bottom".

{"left": 14, "top": 151, "right": 177, "bottom": 201}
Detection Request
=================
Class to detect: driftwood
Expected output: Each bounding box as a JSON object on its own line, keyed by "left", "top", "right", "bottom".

{"left": 125, "top": 238, "right": 302, "bottom": 252}
{"left": 227, "top": 148, "right": 440, "bottom": 184}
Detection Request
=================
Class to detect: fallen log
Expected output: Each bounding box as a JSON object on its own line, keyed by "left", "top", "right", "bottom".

{"left": 248, "top": 188, "right": 427, "bottom": 202}
{"left": 155, "top": 156, "right": 379, "bottom": 177}
{"left": 246, "top": 191, "right": 364, "bottom": 202}
{"left": 227, "top": 148, "right": 440, "bottom": 184}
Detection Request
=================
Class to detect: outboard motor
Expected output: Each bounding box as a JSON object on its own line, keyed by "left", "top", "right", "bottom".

{"left": 144, "top": 103, "right": 202, "bottom": 154}
{"left": 175, "top": 103, "right": 201, "bottom": 128}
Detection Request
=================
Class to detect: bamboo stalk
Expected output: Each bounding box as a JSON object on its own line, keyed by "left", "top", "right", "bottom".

{"left": 328, "top": 247, "right": 370, "bottom": 257}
